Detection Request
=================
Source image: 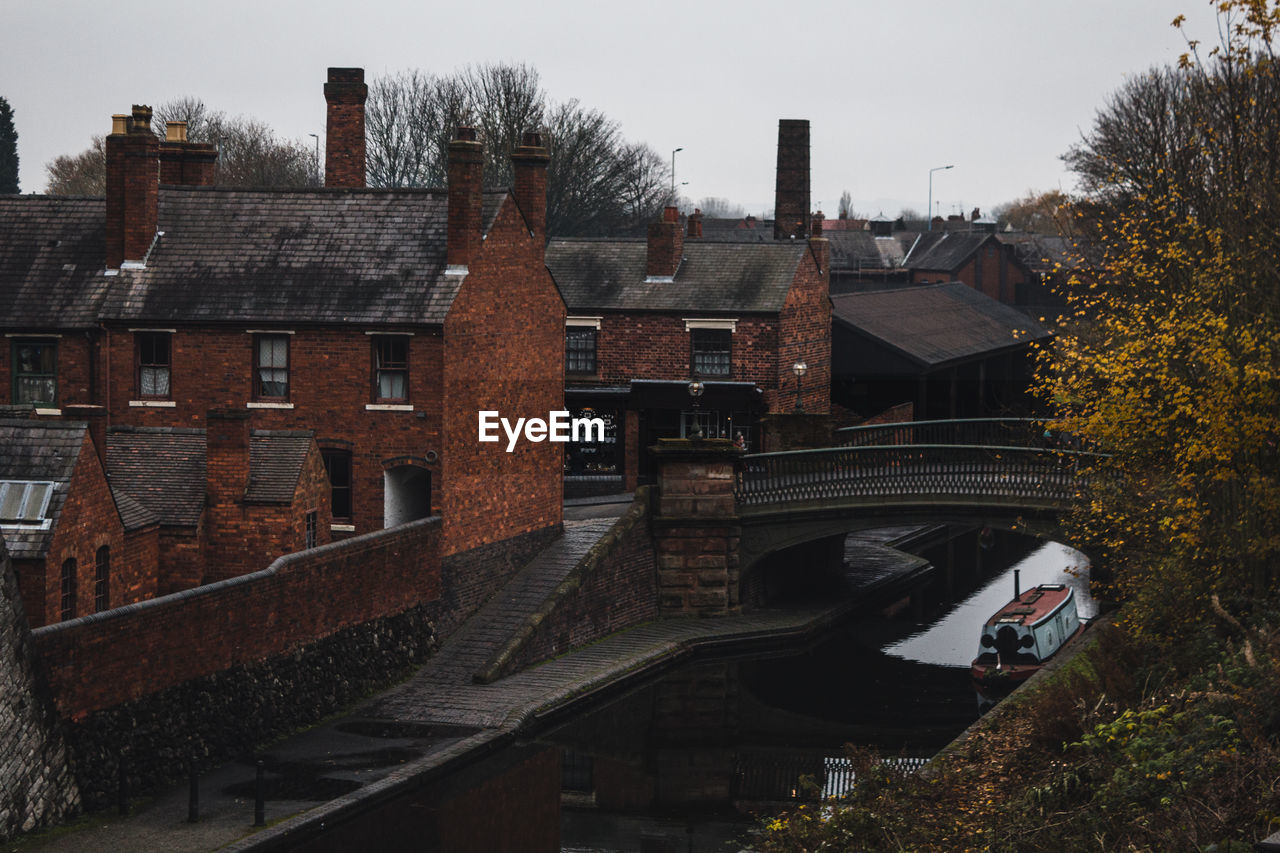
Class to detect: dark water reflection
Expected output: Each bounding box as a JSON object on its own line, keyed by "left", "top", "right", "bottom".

{"left": 288, "top": 530, "right": 1089, "bottom": 852}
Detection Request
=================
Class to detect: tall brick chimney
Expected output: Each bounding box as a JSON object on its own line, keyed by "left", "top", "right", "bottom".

{"left": 105, "top": 106, "right": 160, "bottom": 270}
{"left": 774, "top": 119, "right": 810, "bottom": 241}
{"left": 324, "top": 67, "right": 367, "bottom": 188}
{"left": 159, "top": 121, "right": 218, "bottom": 186}
{"left": 510, "top": 131, "right": 550, "bottom": 243}
{"left": 206, "top": 409, "right": 250, "bottom": 506}
{"left": 647, "top": 206, "right": 683, "bottom": 278}
{"left": 447, "top": 126, "right": 485, "bottom": 269}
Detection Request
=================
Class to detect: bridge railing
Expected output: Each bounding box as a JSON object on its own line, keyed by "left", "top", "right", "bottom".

{"left": 736, "top": 443, "right": 1099, "bottom": 509}
{"left": 835, "top": 418, "right": 1057, "bottom": 449}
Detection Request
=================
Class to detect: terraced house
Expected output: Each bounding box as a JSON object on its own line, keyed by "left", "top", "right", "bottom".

{"left": 0, "top": 68, "right": 565, "bottom": 619}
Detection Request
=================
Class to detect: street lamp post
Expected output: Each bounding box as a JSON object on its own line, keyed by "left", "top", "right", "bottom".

{"left": 687, "top": 379, "right": 704, "bottom": 438}
{"left": 671, "top": 147, "right": 683, "bottom": 201}
{"left": 927, "top": 164, "right": 954, "bottom": 231}
{"left": 792, "top": 361, "right": 808, "bottom": 414}
{"left": 309, "top": 133, "right": 320, "bottom": 185}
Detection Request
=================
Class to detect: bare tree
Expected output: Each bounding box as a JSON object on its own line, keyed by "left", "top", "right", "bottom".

{"left": 366, "top": 63, "right": 669, "bottom": 236}
{"left": 44, "top": 135, "right": 106, "bottom": 195}
{"left": 44, "top": 100, "right": 317, "bottom": 194}
{"left": 697, "top": 197, "right": 745, "bottom": 219}
{"left": 837, "top": 189, "right": 855, "bottom": 219}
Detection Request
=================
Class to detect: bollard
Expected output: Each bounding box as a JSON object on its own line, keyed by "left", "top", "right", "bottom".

{"left": 254, "top": 759, "right": 266, "bottom": 827}
{"left": 187, "top": 758, "right": 199, "bottom": 823}
{"left": 117, "top": 755, "right": 129, "bottom": 816}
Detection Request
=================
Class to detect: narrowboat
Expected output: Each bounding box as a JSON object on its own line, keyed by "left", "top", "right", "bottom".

{"left": 970, "top": 580, "right": 1083, "bottom": 693}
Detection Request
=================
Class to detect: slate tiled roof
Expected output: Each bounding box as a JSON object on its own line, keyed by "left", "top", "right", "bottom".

{"left": 0, "top": 419, "right": 86, "bottom": 559}
{"left": 105, "top": 426, "right": 315, "bottom": 525}
{"left": 831, "top": 282, "right": 1051, "bottom": 368}
{"left": 0, "top": 197, "right": 112, "bottom": 329}
{"left": 106, "top": 427, "right": 206, "bottom": 528}
{"left": 903, "top": 232, "right": 994, "bottom": 272}
{"left": 827, "top": 231, "right": 906, "bottom": 271}
{"left": 100, "top": 186, "right": 507, "bottom": 326}
{"left": 111, "top": 487, "right": 159, "bottom": 532}
{"left": 546, "top": 239, "right": 807, "bottom": 314}
{"left": 247, "top": 431, "right": 313, "bottom": 504}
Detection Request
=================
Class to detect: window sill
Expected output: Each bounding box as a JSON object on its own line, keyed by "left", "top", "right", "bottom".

{"left": 365, "top": 404, "right": 413, "bottom": 412}
{"left": 33, "top": 408, "right": 61, "bottom": 416}
{"left": 331, "top": 523, "right": 356, "bottom": 533}
{"left": 247, "top": 401, "right": 295, "bottom": 410}
{"left": 129, "top": 399, "right": 176, "bottom": 408}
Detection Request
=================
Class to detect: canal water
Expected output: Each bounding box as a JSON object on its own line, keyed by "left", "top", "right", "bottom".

{"left": 289, "top": 529, "right": 1093, "bottom": 853}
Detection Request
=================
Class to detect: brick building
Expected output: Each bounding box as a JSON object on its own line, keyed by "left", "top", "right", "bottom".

{"left": 545, "top": 121, "right": 830, "bottom": 492}
{"left": 0, "top": 418, "right": 158, "bottom": 628}
{"left": 903, "top": 230, "right": 1034, "bottom": 306}
{"left": 0, "top": 68, "right": 564, "bottom": 590}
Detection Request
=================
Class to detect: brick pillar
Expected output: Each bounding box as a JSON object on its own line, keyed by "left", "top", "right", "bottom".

{"left": 773, "top": 119, "right": 810, "bottom": 241}
{"left": 205, "top": 409, "right": 250, "bottom": 581}
{"left": 447, "top": 126, "right": 484, "bottom": 268}
{"left": 646, "top": 206, "right": 683, "bottom": 278}
{"left": 324, "top": 67, "right": 367, "bottom": 188}
{"left": 511, "top": 131, "right": 550, "bottom": 243}
{"left": 650, "top": 438, "right": 743, "bottom": 616}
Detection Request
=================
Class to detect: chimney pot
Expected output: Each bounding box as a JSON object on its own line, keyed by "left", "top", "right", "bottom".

{"left": 165, "top": 121, "right": 188, "bottom": 143}
{"left": 111, "top": 114, "right": 129, "bottom": 135}
{"left": 129, "top": 105, "right": 153, "bottom": 134}
{"left": 662, "top": 205, "right": 679, "bottom": 224}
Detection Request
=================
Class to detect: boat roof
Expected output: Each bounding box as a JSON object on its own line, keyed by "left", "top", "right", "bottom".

{"left": 984, "top": 584, "right": 1074, "bottom": 629}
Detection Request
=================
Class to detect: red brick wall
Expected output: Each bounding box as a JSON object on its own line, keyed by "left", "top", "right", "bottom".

{"left": 324, "top": 68, "right": 367, "bottom": 189}
{"left": 32, "top": 517, "right": 441, "bottom": 718}
{"left": 443, "top": 198, "right": 565, "bottom": 555}
{"left": 158, "top": 528, "right": 203, "bottom": 595}
{"left": 777, "top": 240, "right": 831, "bottom": 415}
{"left": 36, "top": 433, "right": 133, "bottom": 627}
{"left": 0, "top": 334, "right": 95, "bottom": 409}
{"left": 102, "top": 326, "right": 444, "bottom": 534}
{"left": 576, "top": 314, "right": 779, "bottom": 391}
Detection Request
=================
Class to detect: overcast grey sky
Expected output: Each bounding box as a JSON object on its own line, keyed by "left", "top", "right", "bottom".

{"left": 5, "top": 0, "right": 1211, "bottom": 217}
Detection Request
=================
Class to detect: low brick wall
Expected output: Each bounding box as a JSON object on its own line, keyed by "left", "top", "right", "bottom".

{"left": 64, "top": 604, "right": 439, "bottom": 811}
{"left": 33, "top": 517, "right": 442, "bottom": 719}
{"left": 476, "top": 490, "right": 658, "bottom": 683}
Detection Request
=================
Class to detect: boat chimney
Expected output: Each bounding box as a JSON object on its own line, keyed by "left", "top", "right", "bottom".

{"left": 1013, "top": 569, "right": 1021, "bottom": 599}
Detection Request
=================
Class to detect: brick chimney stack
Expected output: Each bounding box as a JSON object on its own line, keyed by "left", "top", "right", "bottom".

{"left": 206, "top": 409, "right": 251, "bottom": 506}
{"left": 511, "top": 131, "right": 550, "bottom": 244}
{"left": 159, "top": 121, "right": 218, "bottom": 186}
{"left": 774, "top": 119, "right": 810, "bottom": 241}
{"left": 105, "top": 106, "right": 160, "bottom": 270}
{"left": 647, "top": 206, "right": 683, "bottom": 278}
{"left": 687, "top": 208, "right": 703, "bottom": 239}
{"left": 811, "top": 210, "right": 824, "bottom": 237}
{"left": 324, "top": 67, "right": 367, "bottom": 188}
{"left": 447, "top": 126, "right": 485, "bottom": 269}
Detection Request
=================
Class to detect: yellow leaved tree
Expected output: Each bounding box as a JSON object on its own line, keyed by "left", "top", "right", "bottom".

{"left": 1044, "top": 0, "right": 1280, "bottom": 638}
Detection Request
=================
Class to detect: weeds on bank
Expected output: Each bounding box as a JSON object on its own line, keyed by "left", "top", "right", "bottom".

{"left": 754, "top": 600, "right": 1280, "bottom": 852}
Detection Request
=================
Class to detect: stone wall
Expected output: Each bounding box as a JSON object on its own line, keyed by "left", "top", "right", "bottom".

{"left": 0, "top": 543, "right": 80, "bottom": 839}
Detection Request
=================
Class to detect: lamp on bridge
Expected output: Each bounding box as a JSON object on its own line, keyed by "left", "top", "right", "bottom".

{"left": 687, "top": 379, "right": 705, "bottom": 439}
{"left": 792, "top": 361, "right": 808, "bottom": 414}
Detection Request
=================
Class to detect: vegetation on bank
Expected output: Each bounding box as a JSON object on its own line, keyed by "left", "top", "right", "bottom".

{"left": 757, "top": 2, "right": 1280, "bottom": 849}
